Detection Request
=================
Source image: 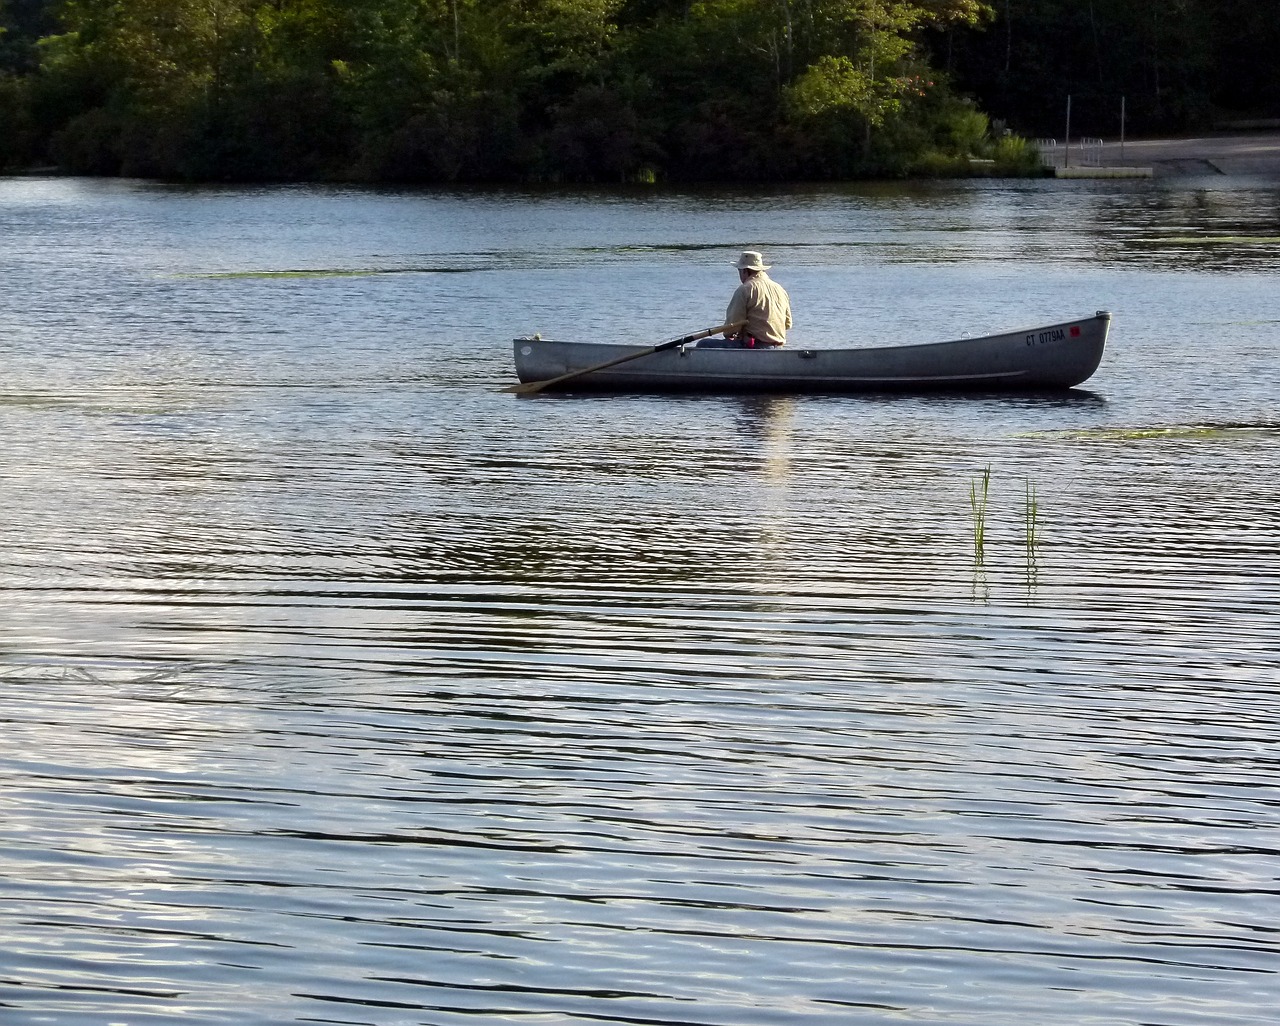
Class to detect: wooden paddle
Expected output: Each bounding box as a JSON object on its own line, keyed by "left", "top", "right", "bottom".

{"left": 503, "top": 320, "right": 745, "bottom": 395}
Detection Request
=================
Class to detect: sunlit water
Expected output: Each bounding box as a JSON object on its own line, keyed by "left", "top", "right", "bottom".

{"left": 2, "top": 175, "right": 1278, "bottom": 1026}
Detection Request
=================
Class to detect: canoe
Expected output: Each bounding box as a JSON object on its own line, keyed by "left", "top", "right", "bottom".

{"left": 512, "top": 311, "right": 1110, "bottom": 393}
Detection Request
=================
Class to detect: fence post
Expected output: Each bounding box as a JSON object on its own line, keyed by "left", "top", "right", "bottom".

{"left": 1120, "top": 96, "right": 1126, "bottom": 163}
{"left": 1065, "top": 95, "right": 1073, "bottom": 167}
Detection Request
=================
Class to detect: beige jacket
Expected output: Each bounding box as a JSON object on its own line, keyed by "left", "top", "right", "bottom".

{"left": 725, "top": 271, "right": 792, "bottom": 346}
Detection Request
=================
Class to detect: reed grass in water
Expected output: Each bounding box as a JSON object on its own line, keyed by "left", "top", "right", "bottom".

{"left": 969, "top": 466, "right": 991, "bottom": 564}
{"left": 1024, "top": 478, "right": 1040, "bottom": 571}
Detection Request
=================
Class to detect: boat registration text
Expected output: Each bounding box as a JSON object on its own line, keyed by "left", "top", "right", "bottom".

{"left": 1025, "top": 327, "right": 1067, "bottom": 346}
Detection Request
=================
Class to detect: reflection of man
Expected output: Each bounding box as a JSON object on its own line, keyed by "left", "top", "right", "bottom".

{"left": 720, "top": 250, "right": 791, "bottom": 347}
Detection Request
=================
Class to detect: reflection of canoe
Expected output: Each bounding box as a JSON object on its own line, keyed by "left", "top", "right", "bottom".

{"left": 512, "top": 312, "right": 1110, "bottom": 392}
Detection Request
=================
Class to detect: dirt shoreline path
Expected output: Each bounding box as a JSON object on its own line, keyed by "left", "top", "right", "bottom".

{"left": 1096, "top": 131, "right": 1280, "bottom": 175}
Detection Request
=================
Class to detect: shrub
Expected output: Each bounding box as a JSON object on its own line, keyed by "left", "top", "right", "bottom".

{"left": 991, "top": 134, "right": 1043, "bottom": 174}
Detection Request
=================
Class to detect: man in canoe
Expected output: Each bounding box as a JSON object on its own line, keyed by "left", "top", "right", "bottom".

{"left": 700, "top": 250, "right": 792, "bottom": 348}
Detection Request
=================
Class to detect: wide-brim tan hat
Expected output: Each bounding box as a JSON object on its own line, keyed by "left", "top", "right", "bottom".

{"left": 732, "top": 250, "right": 771, "bottom": 271}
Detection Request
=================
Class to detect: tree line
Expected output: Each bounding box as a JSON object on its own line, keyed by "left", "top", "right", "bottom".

{"left": 931, "top": 0, "right": 1280, "bottom": 147}
{"left": 1, "top": 1, "right": 1276, "bottom": 183}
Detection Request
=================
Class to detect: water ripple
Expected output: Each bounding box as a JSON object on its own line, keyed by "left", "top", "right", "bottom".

{"left": 3, "top": 177, "right": 1280, "bottom": 1026}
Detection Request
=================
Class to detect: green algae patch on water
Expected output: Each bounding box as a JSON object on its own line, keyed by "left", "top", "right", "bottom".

{"left": 1164, "top": 236, "right": 1280, "bottom": 244}
{"left": 175, "top": 266, "right": 482, "bottom": 280}
{"left": 179, "top": 269, "right": 383, "bottom": 279}
{"left": 1134, "top": 235, "right": 1280, "bottom": 247}
{"left": 1021, "top": 425, "right": 1280, "bottom": 442}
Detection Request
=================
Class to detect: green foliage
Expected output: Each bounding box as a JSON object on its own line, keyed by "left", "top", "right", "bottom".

{"left": 942, "top": 102, "right": 987, "bottom": 153}
{"left": 906, "top": 150, "right": 969, "bottom": 176}
{"left": 990, "top": 133, "right": 1040, "bottom": 174}
{"left": 0, "top": 73, "right": 28, "bottom": 168}
{"left": 2, "top": 0, "right": 58, "bottom": 74}
{"left": 4, "top": 0, "right": 1271, "bottom": 180}
{"left": 0, "top": 0, "right": 1003, "bottom": 179}
{"left": 787, "top": 56, "right": 890, "bottom": 125}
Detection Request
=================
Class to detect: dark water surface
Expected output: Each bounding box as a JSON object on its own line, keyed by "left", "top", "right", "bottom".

{"left": 2, "top": 175, "right": 1278, "bottom": 1025}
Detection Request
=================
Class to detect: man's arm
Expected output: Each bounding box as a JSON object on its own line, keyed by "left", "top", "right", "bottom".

{"left": 725, "top": 286, "right": 747, "bottom": 336}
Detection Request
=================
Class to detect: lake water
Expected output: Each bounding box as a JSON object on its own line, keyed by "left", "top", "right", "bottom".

{"left": 1, "top": 174, "right": 1278, "bottom": 1026}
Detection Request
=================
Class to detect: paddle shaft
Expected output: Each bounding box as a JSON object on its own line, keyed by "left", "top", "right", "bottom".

{"left": 505, "top": 320, "right": 745, "bottom": 395}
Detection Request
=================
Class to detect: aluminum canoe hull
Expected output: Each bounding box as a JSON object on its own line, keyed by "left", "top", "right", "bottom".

{"left": 512, "top": 312, "right": 1110, "bottom": 393}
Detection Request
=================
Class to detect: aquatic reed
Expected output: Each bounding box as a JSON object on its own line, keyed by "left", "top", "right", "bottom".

{"left": 1024, "top": 478, "right": 1040, "bottom": 567}
{"left": 969, "top": 465, "right": 991, "bottom": 563}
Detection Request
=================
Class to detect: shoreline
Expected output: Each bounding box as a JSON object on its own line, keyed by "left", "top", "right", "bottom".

{"left": 7, "top": 131, "right": 1280, "bottom": 185}
{"left": 1050, "top": 130, "right": 1280, "bottom": 177}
